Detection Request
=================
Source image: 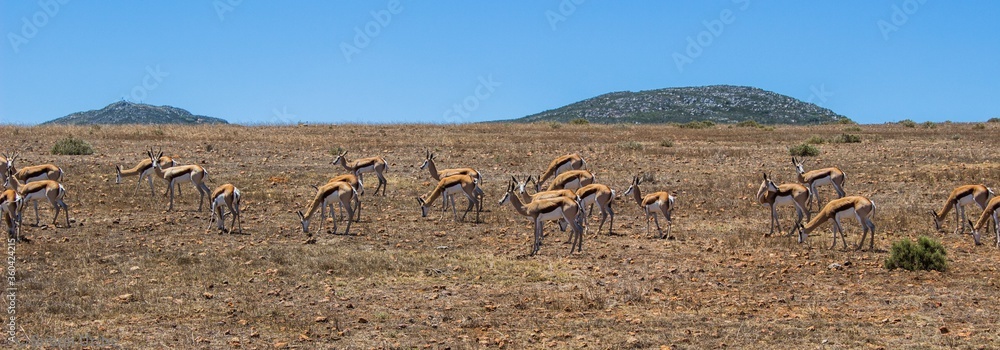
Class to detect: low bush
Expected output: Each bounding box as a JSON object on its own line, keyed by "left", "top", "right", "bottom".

{"left": 884, "top": 236, "right": 947, "bottom": 272}
{"left": 51, "top": 136, "right": 94, "bottom": 155}
{"left": 833, "top": 133, "right": 861, "bottom": 143}
{"left": 789, "top": 143, "right": 820, "bottom": 157}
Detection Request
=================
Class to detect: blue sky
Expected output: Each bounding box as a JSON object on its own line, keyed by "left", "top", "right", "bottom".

{"left": 1, "top": 1, "right": 997, "bottom": 125}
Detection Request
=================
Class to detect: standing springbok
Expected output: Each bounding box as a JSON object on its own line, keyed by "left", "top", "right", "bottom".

{"left": 792, "top": 157, "right": 846, "bottom": 210}
{"left": 757, "top": 173, "right": 810, "bottom": 236}
{"left": 416, "top": 174, "right": 481, "bottom": 223}
{"left": 297, "top": 180, "right": 357, "bottom": 235}
{"left": 795, "top": 196, "right": 877, "bottom": 250}
{"left": 1, "top": 189, "right": 22, "bottom": 239}
{"left": 536, "top": 154, "right": 587, "bottom": 189}
{"left": 420, "top": 150, "right": 484, "bottom": 210}
{"left": 512, "top": 175, "right": 578, "bottom": 236}
{"left": 931, "top": 184, "right": 993, "bottom": 235}
{"left": 576, "top": 183, "right": 615, "bottom": 235}
{"left": 499, "top": 180, "right": 584, "bottom": 256}
{"left": 968, "top": 196, "right": 1000, "bottom": 247}
{"left": 4, "top": 170, "right": 69, "bottom": 228}
{"left": 537, "top": 169, "right": 596, "bottom": 192}
{"left": 149, "top": 150, "right": 211, "bottom": 211}
{"left": 623, "top": 176, "right": 675, "bottom": 239}
{"left": 4, "top": 152, "right": 64, "bottom": 183}
{"left": 207, "top": 184, "right": 243, "bottom": 234}
{"left": 115, "top": 152, "right": 182, "bottom": 196}
{"left": 332, "top": 150, "right": 389, "bottom": 196}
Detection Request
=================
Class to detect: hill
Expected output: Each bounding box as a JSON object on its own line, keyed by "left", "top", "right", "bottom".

{"left": 42, "top": 101, "right": 228, "bottom": 125}
{"left": 514, "top": 85, "right": 849, "bottom": 124}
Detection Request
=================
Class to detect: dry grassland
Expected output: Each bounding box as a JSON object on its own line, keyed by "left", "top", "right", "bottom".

{"left": 3, "top": 122, "right": 1000, "bottom": 349}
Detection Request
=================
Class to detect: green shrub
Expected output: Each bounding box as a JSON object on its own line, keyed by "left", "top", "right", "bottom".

{"left": 736, "top": 120, "right": 763, "bottom": 128}
{"left": 659, "top": 139, "right": 674, "bottom": 148}
{"left": 923, "top": 121, "right": 936, "bottom": 129}
{"left": 805, "top": 136, "right": 826, "bottom": 145}
{"left": 568, "top": 118, "right": 590, "bottom": 125}
{"left": 843, "top": 126, "right": 862, "bottom": 132}
{"left": 789, "top": 143, "right": 820, "bottom": 157}
{"left": 619, "top": 141, "right": 643, "bottom": 151}
{"left": 973, "top": 123, "right": 986, "bottom": 130}
{"left": 549, "top": 122, "right": 561, "bottom": 129}
{"left": 988, "top": 117, "right": 1000, "bottom": 123}
{"left": 898, "top": 119, "right": 917, "bottom": 128}
{"left": 679, "top": 120, "right": 715, "bottom": 129}
{"left": 833, "top": 133, "right": 861, "bottom": 143}
{"left": 51, "top": 136, "right": 94, "bottom": 155}
{"left": 884, "top": 236, "right": 947, "bottom": 272}
{"left": 835, "top": 118, "right": 856, "bottom": 125}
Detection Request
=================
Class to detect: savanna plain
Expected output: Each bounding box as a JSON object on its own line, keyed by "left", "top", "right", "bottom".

{"left": 4, "top": 122, "right": 1000, "bottom": 349}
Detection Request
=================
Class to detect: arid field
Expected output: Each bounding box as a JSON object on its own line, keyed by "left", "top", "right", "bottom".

{"left": 3, "top": 122, "right": 1000, "bottom": 349}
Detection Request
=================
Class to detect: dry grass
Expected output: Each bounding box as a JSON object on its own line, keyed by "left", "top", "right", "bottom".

{"left": 3, "top": 122, "right": 1000, "bottom": 349}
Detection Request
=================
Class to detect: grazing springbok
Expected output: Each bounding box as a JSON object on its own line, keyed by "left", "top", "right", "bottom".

{"left": 297, "top": 180, "right": 357, "bottom": 235}
{"left": 115, "top": 152, "right": 182, "bottom": 196}
{"left": 332, "top": 150, "right": 389, "bottom": 196}
{"left": 149, "top": 150, "right": 211, "bottom": 211}
{"left": 4, "top": 169, "right": 69, "bottom": 228}
{"left": 931, "top": 184, "right": 993, "bottom": 235}
{"left": 325, "top": 173, "right": 364, "bottom": 222}
{"left": 792, "top": 157, "right": 846, "bottom": 210}
{"left": 795, "top": 196, "right": 877, "bottom": 250}
{"left": 623, "top": 176, "right": 675, "bottom": 239}
{"left": 757, "top": 173, "right": 810, "bottom": 236}
{"left": 536, "top": 154, "right": 587, "bottom": 189}
{"left": 420, "top": 150, "right": 484, "bottom": 210}
{"left": 207, "top": 184, "right": 243, "bottom": 234}
{"left": 416, "top": 174, "right": 481, "bottom": 223}
{"left": 967, "top": 196, "right": 1000, "bottom": 247}
{"left": 537, "top": 169, "right": 596, "bottom": 192}
{"left": 499, "top": 179, "right": 584, "bottom": 256}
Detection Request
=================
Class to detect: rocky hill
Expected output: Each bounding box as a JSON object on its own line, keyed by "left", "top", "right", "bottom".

{"left": 43, "top": 101, "right": 228, "bottom": 125}
{"left": 514, "top": 85, "right": 849, "bottom": 125}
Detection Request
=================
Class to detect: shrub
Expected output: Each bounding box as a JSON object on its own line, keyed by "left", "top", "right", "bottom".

{"left": 833, "top": 133, "right": 861, "bottom": 143}
{"left": 835, "top": 118, "right": 856, "bottom": 125}
{"left": 884, "top": 236, "right": 947, "bottom": 272}
{"left": 736, "top": 120, "right": 763, "bottom": 128}
{"left": 51, "top": 136, "right": 94, "bottom": 155}
{"left": 549, "top": 122, "right": 561, "bottom": 129}
{"left": 805, "top": 136, "right": 826, "bottom": 145}
{"left": 568, "top": 118, "right": 590, "bottom": 125}
{"left": 922, "top": 121, "right": 936, "bottom": 129}
{"left": 789, "top": 143, "right": 820, "bottom": 157}
{"left": 973, "top": 123, "right": 986, "bottom": 130}
{"left": 679, "top": 121, "right": 714, "bottom": 129}
{"left": 988, "top": 117, "right": 1000, "bottom": 123}
{"left": 659, "top": 139, "right": 674, "bottom": 148}
{"left": 898, "top": 119, "right": 917, "bottom": 128}
{"left": 843, "top": 126, "right": 862, "bottom": 132}
{"left": 619, "top": 141, "right": 643, "bottom": 151}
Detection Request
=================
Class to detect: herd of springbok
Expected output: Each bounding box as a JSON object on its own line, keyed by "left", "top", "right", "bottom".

{"left": 2, "top": 149, "right": 998, "bottom": 256}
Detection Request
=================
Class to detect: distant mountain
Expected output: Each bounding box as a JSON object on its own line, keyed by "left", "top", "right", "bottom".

{"left": 42, "top": 101, "right": 228, "bottom": 125}
{"left": 513, "top": 85, "right": 849, "bottom": 125}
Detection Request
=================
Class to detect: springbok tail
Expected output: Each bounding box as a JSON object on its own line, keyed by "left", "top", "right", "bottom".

{"left": 870, "top": 200, "right": 877, "bottom": 221}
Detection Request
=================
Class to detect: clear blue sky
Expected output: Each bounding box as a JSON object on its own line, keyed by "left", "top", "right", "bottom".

{"left": 1, "top": 1, "right": 997, "bottom": 125}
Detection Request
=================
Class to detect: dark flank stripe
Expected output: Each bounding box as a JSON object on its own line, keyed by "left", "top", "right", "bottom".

{"left": 354, "top": 159, "right": 378, "bottom": 169}
{"left": 22, "top": 166, "right": 54, "bottom": 179}
{"left": 578, "top": 186, "right": 599, "bottom": 198}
